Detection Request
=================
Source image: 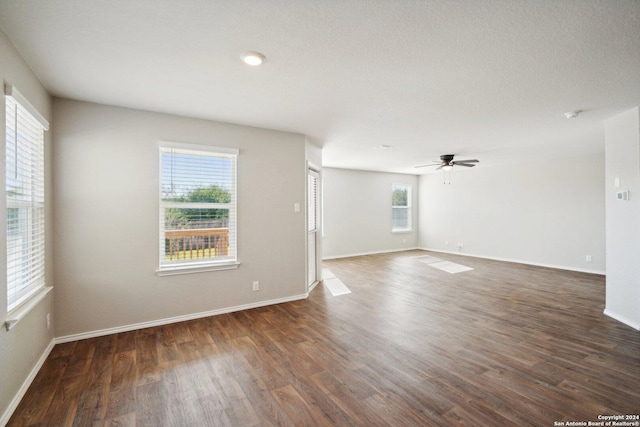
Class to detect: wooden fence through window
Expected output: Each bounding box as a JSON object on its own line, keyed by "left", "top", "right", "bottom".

{"left": 165, "top": 228, "right": 229, "bottom": 260}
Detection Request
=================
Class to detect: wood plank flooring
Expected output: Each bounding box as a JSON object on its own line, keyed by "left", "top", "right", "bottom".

{"left": 9, "top": 250, "right": 640, "bottom": 426}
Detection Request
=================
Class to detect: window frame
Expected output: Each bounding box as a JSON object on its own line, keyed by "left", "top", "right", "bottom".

{"left": 391, "top": 183, "right": 412, "bottom": 233}
{"left": 157, "top": 141, "right": 239, "bottom": 276}
{"left": 5, "top": 84, "right": 49, "bottom": 312}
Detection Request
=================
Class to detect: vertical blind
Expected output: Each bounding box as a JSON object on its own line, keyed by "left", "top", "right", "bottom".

{"left": 308, "top": 170, "right": 319, "bottom": 232}
{"left": 5, "top": 86, "right": 48, "bottom": 311}
{"left": 159, "top": 143, "right": 238, "bottom": 269}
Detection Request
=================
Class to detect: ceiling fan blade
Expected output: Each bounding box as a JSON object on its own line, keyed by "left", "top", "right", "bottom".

{"left": 416, "top": 157, "right": 479, "bottom": 169}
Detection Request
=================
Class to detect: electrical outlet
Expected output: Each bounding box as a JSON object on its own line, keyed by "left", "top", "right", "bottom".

{"left": 402, "top": 238, "right": 406, "bottom": 244}
{"left": 46, "top": 313, "right": 50, "bottom": 330}
{"left": 586, "top": 255, "right": 592, "bottom": 263}
{"left": 253, "top": 281, "right": 260, "bottom": 291}
{"left": 444, "top": 240, "right": 448, "bottom": 245}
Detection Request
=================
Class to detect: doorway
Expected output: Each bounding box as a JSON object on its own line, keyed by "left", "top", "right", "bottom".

{"left": 307, "top": 167, "right": 320, "bottom": 290}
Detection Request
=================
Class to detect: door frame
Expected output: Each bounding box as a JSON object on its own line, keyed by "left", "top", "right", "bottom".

{"left": 306, "top": 163, "right": 322, "bottom": 292}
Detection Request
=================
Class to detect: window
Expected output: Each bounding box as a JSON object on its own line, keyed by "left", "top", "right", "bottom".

{"left": 5, "top": 85, "right": 49, "bottom": 311}
{"left": 391, "top": 184, "right": 411, "bottom": 232}
{"left": 159, "top": 142, "right": 238, "bottom": 273}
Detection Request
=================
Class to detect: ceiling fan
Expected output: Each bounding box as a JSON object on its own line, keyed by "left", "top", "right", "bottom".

{"left": 415, "top": 154, "right": 479, "bottom": 170}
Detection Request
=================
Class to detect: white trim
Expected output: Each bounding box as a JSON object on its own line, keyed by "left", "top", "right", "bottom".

{"left": 156, "top": 261, "right": 240, "bottom": 276}
{"left": 158, "top": 141, "right": 239, "bottom": 270}
{"left": 325, "top": 247, "right": 606, "bottom": 274}
{"left": 0, "top": 338, "right": 55, "bottom": 426}
{"left": 55, "top": 293, "right": 308, "bottom": 344}
{"left": 418, "top": 247, "right": 606, "bottom": 275}
{"left": 391, "top": 229, "right": 413, "bottom": 234}
{"left": 604, "top": 309, "right": 640, "bottom": 331}
{"left": 5, "top": 286, "right": 54, "bottom": 331}
{"left": 323, "top": 247, "right": 419, "bottom": 260}
{"left": 158, "top": 140, "right": 239, "bottom": 156}
{"left": 307, "top": 164, "right": 322, "bottom": 290}
{"left": 4, "top": 84, "right": 49, "bottom": 130}
{"left": 161, "top": 201, "right": 231, "bottom": 210}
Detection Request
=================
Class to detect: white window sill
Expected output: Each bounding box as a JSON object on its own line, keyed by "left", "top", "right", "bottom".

{"left": 5, "top": 286, "right": 53, "bottom": 331}
{"left": 156, "top": 261, "right": 241, "bottom": 276}
{"left": 392, "top": 229, "right": 413, "bottom": 234}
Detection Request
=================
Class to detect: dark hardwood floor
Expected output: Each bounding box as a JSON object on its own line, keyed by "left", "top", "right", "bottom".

{"left": 9, "top": 250, "right": 640, "bottom": 426}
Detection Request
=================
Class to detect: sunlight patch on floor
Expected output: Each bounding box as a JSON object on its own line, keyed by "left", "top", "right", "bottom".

{"left": 322, "top": 268, "right": 352, "bottom": 296}
{"left": 413, "top": 255, "right": 474, "bottom": 274}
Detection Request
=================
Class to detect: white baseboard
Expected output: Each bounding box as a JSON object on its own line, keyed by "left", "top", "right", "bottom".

{"left": 56, "top": 293, "right": 308, "bottom": 344}
{"left": 418, "top": 247, "right": 606, "bottom": 275}
{"left": 323, "top": 247, "right": 419, "bottom": 260}
{"left": 1, "top": 338, "right": 55, "bottom": 426}
{"left": 2, "top": 294, "right": 310, "bottom": 423}
{"left": 604, "top": 309, "right": 640, "bottom": 331}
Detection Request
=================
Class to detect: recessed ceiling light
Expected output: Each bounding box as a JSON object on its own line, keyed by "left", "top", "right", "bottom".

{"left": 564, "top": 110, "right": 582, "bottom": 119}
{"left": 242, "top": 51, "right": 265, "bottom": 66}
{"left": 375, "top": 144, "right": 393, "bottom": 150}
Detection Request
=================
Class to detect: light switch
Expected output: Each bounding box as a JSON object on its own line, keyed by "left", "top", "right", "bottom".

{"left": 294, "top": 202, "right": 300, "bottom": 212}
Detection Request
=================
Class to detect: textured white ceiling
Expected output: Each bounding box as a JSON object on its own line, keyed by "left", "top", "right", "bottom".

{"left": 1, "top": 0, "right": 639, "bottom": 174}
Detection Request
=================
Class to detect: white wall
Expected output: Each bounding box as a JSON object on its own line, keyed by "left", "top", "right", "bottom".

{"left": 419, "top": 153, "right": 605, "bottom": 274}
{"left": 604, "top": 107, "right": 640, "bottom": 330}
{"left": 53, "top": 99, "right": 308, "bottom": 338}
{"left": 0, "top": 30, "right": 55, "bottom": 423}
{"left": 322, "top": 168, "right": 419, "bottom": 259}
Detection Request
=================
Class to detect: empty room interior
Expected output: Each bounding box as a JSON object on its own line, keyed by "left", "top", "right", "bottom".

{"left": 1, "top": 1, "right": 639, "bottom": 426}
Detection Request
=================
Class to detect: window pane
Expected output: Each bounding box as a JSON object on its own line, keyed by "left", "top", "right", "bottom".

{"left": 392, "top": 184, "right": 411, "bottom": 231}
{"left": 162, "top": 208, "right": 231, "bottom": 263}
{"left": 392, "top": 207, "right": 409, "bottom": 229}
{"left": 392, "top": 185, "right": 408, "bottom": 207}
{"left": 164, "top": 207, "right": 229, "bottom": 230}
{"left": 161, "top": 150, "right": 233, "bottom": 203}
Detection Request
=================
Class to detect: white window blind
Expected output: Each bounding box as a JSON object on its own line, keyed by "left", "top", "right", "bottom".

{"left": 392, "top": 184, "right": 411, "bottom": 232}
{"left": 5, "top": 86, "right": 48, "bottom": 311}
{"left": 308, "top": 170, "right": 319, "bottom": 232}
{"left": 159, "top": 142, "right": 238, "bottom": 271}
